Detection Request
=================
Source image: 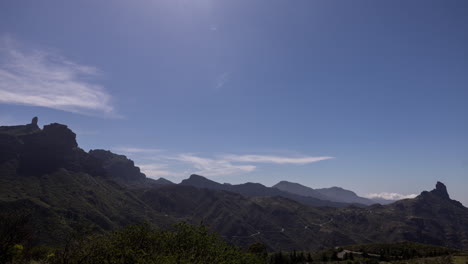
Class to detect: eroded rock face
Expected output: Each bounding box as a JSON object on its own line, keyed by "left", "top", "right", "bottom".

{"left": 0, "top": 118, "right": 149, "bottom": 183}
{"left": 432, "top": 181, "right": 450, "bottom": 199}
{"left": 0, "top": 133, "right": 22, "bottom": 163}
{"left": 31, "top": 117, "right": 38, "bottom": 126}
{"left": 88, "top": 149, "right": 146, "bottom": 182}
{"left": 19, "top": 123, "right": 79, "bottom": 174}
{"left": 0, "top": 118, "right": 40, "bottom": 136}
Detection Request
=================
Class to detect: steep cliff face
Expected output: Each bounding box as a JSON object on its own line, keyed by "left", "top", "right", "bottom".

{"left": 1, "top": 118, "right": 468, "bottom": 250}
{"left": 0, "top": 117, "right": 40, "bottom": 136}
{"left": 0, "top": 118, "right": 148, "bottom": 183}
{"left": 0, "top": 118, "right": 172, "bottom": 246}
{"left": 0, "top": 117, "right": 40, "bottom": 164}
{"left": 19, "top": 123, "right": 82, "bottom": 174}
{"left": 88, "top": 149, "right": 147, "bottom": 185}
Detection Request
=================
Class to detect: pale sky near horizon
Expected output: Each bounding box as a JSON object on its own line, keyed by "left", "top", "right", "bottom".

{"left": 0, "top": 0, "right": 467, "bottom": 205}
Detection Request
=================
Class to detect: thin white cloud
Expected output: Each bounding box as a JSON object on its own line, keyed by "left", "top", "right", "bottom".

{"left": 138, "top": 164, "right": 186, "bottom": 179}
{"left": 119, "top": 147, "right": 333, "bottom": 178}
{"left": 224, "top": 154, "right": 334, "bottom": 164}
{"left": 365, "top": 192, "right": 417, "bottom": 200}
{"left": 0, "top": 36, "right": 114, "bottom": 115}
{"left": 113, "top": 147, "right": 163, "bottom": 154}
{"left": 170, "top": 154, "right": 256, "bottom": 177}
{"left": 214, "top": 72, "right": 229, "bottom": 90}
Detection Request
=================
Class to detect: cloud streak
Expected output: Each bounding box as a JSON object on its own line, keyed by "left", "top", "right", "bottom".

{"left": 138, "top": 164, "right": 186, "bottom": 179}
{"left": 170, "top": 154, "right": 256, "bottom": 177}
{"left": 0, "top": 36, "right": 114, "bottom": 115}
{"left": 224, "top": 154, "right": 334, "bottom": 164}
{"left": 215, "top": 72, "right": 229, "bottom": 90}
{"left": 365, "top": 192, "right": 417, "bottom": 200}
{"left": 113, "top": 147, "right": 163, "bottom": 154}
{"left": 115, "top": 146, "right": 334, "bottom": 178}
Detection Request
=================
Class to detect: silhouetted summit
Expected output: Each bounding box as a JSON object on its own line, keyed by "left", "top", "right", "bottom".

{"left": 432, "top": 181, "right": 450, "bottom": 199}
{"left": 1, "top": 119, "right": 468, "bottom": 250}
{"left": 273, "top": 181, "right": 377, "bottom": 205}
{"left": 0, "top": 118, "right": 150, "bottom": 185}
{"left": 181, "top": 174, "right": 352, "bottom": 207}
{"left": 89, "top": 149, "right": 145, "bottom": 182}
{"left": 0, "top": 116, "right": 40, "bottom": 136}
{"left": 31, "top": 116, "right": 38, "bottom": 127}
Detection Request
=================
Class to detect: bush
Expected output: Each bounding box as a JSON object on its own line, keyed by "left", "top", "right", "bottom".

{"left": 51, "top": 222, "right": 266, "bottom": 264}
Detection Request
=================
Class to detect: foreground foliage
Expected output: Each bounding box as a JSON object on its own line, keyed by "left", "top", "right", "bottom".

{"left": 3, "top": 223, "right": 266, "bottom": 264}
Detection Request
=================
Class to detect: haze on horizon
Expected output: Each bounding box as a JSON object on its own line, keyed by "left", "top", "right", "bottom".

{"left": 0, "top": 0, "right": 467, "bottom": 206}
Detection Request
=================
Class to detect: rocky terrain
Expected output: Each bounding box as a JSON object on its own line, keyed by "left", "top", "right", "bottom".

{"left": 1, "top": 118, "right": 467, "bottom": 251}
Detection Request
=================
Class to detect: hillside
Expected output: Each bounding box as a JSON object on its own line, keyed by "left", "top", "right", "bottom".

{"left": 181, "top": 174, "right": 353, "bottom": 208}
{"left": 1, "top": 119, "right": 468, "bottom": 251}
{"left": 273, "top": 181, "right": 380, "bottom": 205}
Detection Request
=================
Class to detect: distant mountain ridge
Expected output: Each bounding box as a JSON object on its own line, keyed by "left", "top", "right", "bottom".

{"left": 180, "top": 174, "right": 355, "bottom": 208}
{"left": 273, "top": 181, "right": 388, "bottom": 205}
{"left": 1, "top": 118, "right": 467, "bottom": 250}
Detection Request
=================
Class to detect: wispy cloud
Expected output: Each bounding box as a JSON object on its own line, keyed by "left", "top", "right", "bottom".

{"left": 116, "top": 145, "right": 333, "bottom": 178}
{"left": 214, "top": 72, "right": 229, "bottom": 90}
{"left": 138, "top": 164, "right": 186, "bottom": 179}
{"left": 170, "top": 154, "right": 256, "bottom": 177}
{"left": 224, "top": 154, "right": 334, "bottom": 164}
{"left": 0, "top": 36, "right": 114, "bottom": 116}
{"left": 113, "top": 147, "right": 163, "bottom": 154}
{"left": 365, "top": 192, "right": 417, "bottom": 200}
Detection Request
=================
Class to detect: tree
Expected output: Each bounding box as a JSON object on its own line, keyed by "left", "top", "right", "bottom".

{"left": 321, "top": 253, "right": 328, "bottom": 262}
{"left": 247, "top": 242, "right": 268, "bottom": 260}
{"left": 0, "top": 210, "right": 32, "bottom": 263}
{"left": 50, "top": 222, "right": 267, "bottom": 264}
{"left": 330, "top": 251, "right": 339, "bottom": 261}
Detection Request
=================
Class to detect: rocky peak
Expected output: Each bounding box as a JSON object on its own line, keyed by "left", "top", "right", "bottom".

{"left": 16, "top": 122, "right": 80, "bottom": 175}
{"left": 153, "top": 177, "right": 174, "bottom": 185}
{"left": 0, "top": 117, "right": 41, "bottom": 136}
{"left": 41, "top": 123, "right": 78, "bottom": 149}
{"left": 181, "top": 174, "right": 223, "bottom": 189}
{"left": 188, "top": 174, "right": 207, "bottom": 180}
{"left": 432, "top": 181, "right": 450, "bottom": 199}
{"left": 88, "top": 149, "right": 145, "bottom": 182}
{"left": 31, "top": 116, "right": 39, "bottom": 127}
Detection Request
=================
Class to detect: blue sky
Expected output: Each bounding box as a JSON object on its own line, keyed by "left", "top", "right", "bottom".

{"left": 0, "top": 0, "right": 467, "bottom": 205}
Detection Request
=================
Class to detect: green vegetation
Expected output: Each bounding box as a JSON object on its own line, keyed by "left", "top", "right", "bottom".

{"left": 1, "top": 222, "right": 267, "bottom": 264}
{"left": 1, "top": 207, "right": 464, "bottom": 264}
{"left": 342, "top": 242, "right": 458, "bottom": 260}
{"left": 267, "top": 242, "right": 461, "bottom": 264}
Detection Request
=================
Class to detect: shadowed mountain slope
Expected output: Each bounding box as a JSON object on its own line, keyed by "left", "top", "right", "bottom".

{"left": 1, "top": 119, "right": 467, "bottom": 250}
{"left": 180, "top": 174, "right": 353, "bottom": 208}
{"left": 273, "top": 181, "right": 382, "bottom": 205}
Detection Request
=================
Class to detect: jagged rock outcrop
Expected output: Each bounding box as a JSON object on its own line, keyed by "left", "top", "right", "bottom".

{"left": 2, "top": 118, "right": 468, "bottom": 250}
{"left": 18, "top": 123, "right": 81, "bottom": 174}
{"left": 0, "top": 117, "right": 40, "bottom": 135}
{"left": 432, "top": 181, "right": 450, "bottom": 199}
{"left": 0, "top": 117, "right": 41, "bottom": 163}
{"left": 0, "top": 133, "right": 22, "bottom": 163}
{"left": 88, "top": 149, "right": 146, "bottom": 183}
{"left": 0, "top": 118, "right": 147, "bottom": 183}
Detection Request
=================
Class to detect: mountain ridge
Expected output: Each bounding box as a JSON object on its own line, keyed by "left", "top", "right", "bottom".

{"left": 1, "top": 118, "right": 467, "bottom": 250}
{"left": 181, "top": 174, "right": 355, "bottom": 208}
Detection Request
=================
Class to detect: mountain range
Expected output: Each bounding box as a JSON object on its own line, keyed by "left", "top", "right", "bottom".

{"left": 159, "top": 172, "right": 391, "bottom": 206}
{"left": 1, "top": 118, "right": 467, "bottom": 251}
